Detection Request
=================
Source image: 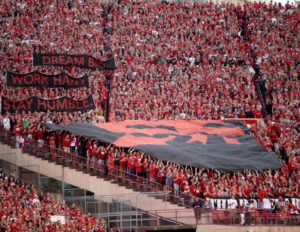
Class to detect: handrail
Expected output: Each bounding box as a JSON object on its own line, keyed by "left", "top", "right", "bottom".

{"left": 1, "top": 128, "right": 300, "bottom": 227}
{"left": 0, "top": 128, "right": 195, "bottom": 206}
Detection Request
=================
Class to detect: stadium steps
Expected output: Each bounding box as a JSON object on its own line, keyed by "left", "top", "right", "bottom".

{"left": 0, "top": 144, "right": 196, "bottom": 227}
{"left": 56, "top": 157, "right": 188, "bottom": 207}
{"left": 51, "top": 157, "right": 174, "bottom": 199}
{"left": 16, "top": 146, "right": 187, "bottom": 208}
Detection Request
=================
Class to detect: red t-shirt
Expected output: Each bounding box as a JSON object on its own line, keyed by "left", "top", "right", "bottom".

{"left": 92, "top": 147, "right": 98, "bottom": 158}
{"left": 108, "top": 156, "right": 115, "bottom": 170}
{"left": 258, "top": 189, "right": 266, "bottom": 201}
{"left": 63, "top": 137, "right": 71, "bottom": 148}
{"left": 49, "top": 135, "right": 56, "bottom": 145}
{"left": 58, "top": 133, "right": 63, "bottom": 144}
{"left": 127, "top": 159, "right": 135, "bottom": 170}
{"left": 149, "top": 165, "right": 158, "bottom": 179}
{"left": 135, "top": 163, "right": 143, "bottom": 173}
{"left": 14, "top": 125, "right": 22, "bottom": 136}
{"left": 173, "top": 175, "right": 180, "bottom": 185}
{"left": 119, "top": 155, "right": 127, "bottom": 168}
{"left": 99, "top": 150, "right": 106, "bottom": 161}
{"left": 37, "top": 129, "right": 44, "bottom": 140}
{"left": 32, "top": 128, "right": 38, "bottom": 139}
{"left": 158, "top": 170, "right": 166, "bottom": 183}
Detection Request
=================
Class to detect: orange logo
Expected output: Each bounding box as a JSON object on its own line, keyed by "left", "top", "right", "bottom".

{"left": 94, "top": 120, "right": 245, "bottom": 147}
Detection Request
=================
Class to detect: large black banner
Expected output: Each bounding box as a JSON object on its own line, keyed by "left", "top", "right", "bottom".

{"left": 7, "top": 71, "right": 89, "bottom": 88}
{"left": 33, "top": 53, "right": 116, "bottom": 70}
{"left": 1, "top": 95, "right": 95, "bottom": 114}
{"left": 44, "top": 120, "right": 281, "bottom": 171}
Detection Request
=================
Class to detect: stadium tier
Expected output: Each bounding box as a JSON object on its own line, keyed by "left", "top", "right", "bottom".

{"left": 0, "top": 0, "right": 299, "bottom": 231}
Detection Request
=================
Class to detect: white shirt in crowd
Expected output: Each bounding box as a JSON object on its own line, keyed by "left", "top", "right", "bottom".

{"left": 263, "top": 198, "right": 272, "bottom": 209}
{"left": 3, "top": 117, "right": 10, "bottom": 130}
{"left": 228, "top": 198, "right": 238, "bottom": 209}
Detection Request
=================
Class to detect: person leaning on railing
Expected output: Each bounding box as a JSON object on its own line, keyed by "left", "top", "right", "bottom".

{"left": 193, "top": 197, "right": 203, "bottom": 224}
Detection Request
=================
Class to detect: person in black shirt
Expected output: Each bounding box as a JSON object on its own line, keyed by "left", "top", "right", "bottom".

{"left": 193, "top": 197, "right": 203, "bottom": 224}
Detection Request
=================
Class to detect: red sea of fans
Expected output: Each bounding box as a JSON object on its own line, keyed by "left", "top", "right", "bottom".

{"left": 0, "top": 0, "right": 299, "bottom": 230}
{"left": 0, "top": 167, "right": 115, "bottom": 231}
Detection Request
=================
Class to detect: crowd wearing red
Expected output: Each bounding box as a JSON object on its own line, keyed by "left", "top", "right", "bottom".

{"left": 0, "top": 0, "right": 299, "bottom": 230}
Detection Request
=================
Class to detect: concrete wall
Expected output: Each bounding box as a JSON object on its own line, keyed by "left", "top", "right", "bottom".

{"left": 197, "top": 225, "right": 300, "bottom": 232}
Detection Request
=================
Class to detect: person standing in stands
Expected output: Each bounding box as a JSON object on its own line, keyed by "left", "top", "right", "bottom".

{"left": 49, "top": 132, "right": 56, "bottom": 154}
{"left": 142, "top": 156, "right": 149, "bottom": 183}
{"left": 75, "top": 136, "right": 80, "bottom": 162}
{"left": 274, "top": 197, "right": 285, "bottom": 213}
{"left": 3, "top": 113, "right": 10, "bottom": 132}
{"left": 63, "top": 133, "right": 71, "bottom": 154}
{"left": 262, "top": 196, "right": 272, "bottom": 224}
{"left": 157, "top": 164, "right": 166, "bottom": 187}
{"left": 107, "top": 151, "right": 116, "bottom": 176}
{"left": 135, "top": 158, "right": 143, "bottom": 179}
{"left": 166, "top": 169, "right": 173, "bottom": 188}
{"left": 127, "top": 156, "right": 135, "bottom": 180}
{"left": 86, "top": 139, "right": 93, "bottom": 165}
{"left": 70, "top": 136, "right": 76, "bottom": 154}
{"left": 37, "top": 124, "right": 44, "bottom": 148}
{"left": 173, "top": 170, "right": 180, "bottom": 197}
{"left": 228, "top": 195, "right": 238, "bottom": 224}
{"left": 57, "top": 131, "right": 64, "bottom": 149}
{"left": 193, "top": 197, "right": 203, "bottom": 224}
{"left": 119, "top": 151, "right": 127, "bottom": 178}
{"left": 13, "top": 120, "right": 22, "bottom": 148}
{"left": 91, "top": 142, "right": 100, "bottom": 168}
{"left": 79, "top": 137, "right": 87, "bottom": 163}
{"left": 244, "top": 199, "right": 255, "bottom": 225}
{"left": 149, "top": 161, "right": 158, "bottom": 187}
{"left": 285, "top": 200, "right": 299, "bottom": 216}
{"left": 99, "top": 146, "right": 107, "bottom": 166}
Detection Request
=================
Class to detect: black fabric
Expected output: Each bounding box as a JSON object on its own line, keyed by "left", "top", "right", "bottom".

{"left": 1, "top": 95, "right": 95, "bottom": 114}
{"left": 33, "top": 53, "right": 116, "bottom": 70}
{"left": 44, "top": 120, "right": 281, "bottom": 171}
{"left": 6, "top": 71, "right": 89, "bottom": 88}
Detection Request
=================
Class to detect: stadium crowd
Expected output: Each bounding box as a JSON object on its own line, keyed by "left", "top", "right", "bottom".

{"left": 0, "top": 0, "right": 299, "bottom": 225}
{"left": 0, "top": 167, "right": 119, "bottom": 232}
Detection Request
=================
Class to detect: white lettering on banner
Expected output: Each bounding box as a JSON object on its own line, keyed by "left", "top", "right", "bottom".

{"left": 209, "top": 198, "right": 299, "bottom": 210}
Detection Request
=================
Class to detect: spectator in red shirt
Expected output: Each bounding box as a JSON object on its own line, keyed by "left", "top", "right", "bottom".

{"left": 127, "top": 156, "right": 135, "bottom": 181}
{"left": 149, "top": 161, "right": 158, "bottom": 187}
{"left": 157, "top": 164, "right": 166, "bottom": 187}
{"left": 13, "top": 121, "right": 22, "bottom": 148}
{"left": 135, "top": 158, "right": 143, "bottom": 178}
{"left": 37, "top": 124, "right": 44, "bottom": 148}
{"left": 91, "top": 142, "right": 100, "bottom": 168}
{"left": 173, "top": 170, "right": 180, "bottom": 197}
{"left": 119, "top": 152, "right": 127, "bottom": 177}
{"left": 62, "top": 133, "right": 71, "bottom": 153}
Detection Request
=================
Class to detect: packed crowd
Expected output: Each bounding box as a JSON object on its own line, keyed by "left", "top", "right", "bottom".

{"left": 1, "top": 115, "right": 299, "bottom": 202}
{"left": 0, "top": 0, "right": 299, "bottom": 216}
{"left": 0, "top": 167, "right": 119, "bottom": 231}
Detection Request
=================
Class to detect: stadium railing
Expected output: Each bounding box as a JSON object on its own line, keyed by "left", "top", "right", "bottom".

{"left": 0, "top": 128, "right": 196, "bottom": 207}
{"left": 0, "top": 128, "right": 300, "bottom": 227}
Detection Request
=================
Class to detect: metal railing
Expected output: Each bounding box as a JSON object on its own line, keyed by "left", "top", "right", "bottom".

{"left": 0, "top": 128, "right": 197, "bottom": 208}
{"left": 1, "top": 128, "right": 300, "bottom": 228}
